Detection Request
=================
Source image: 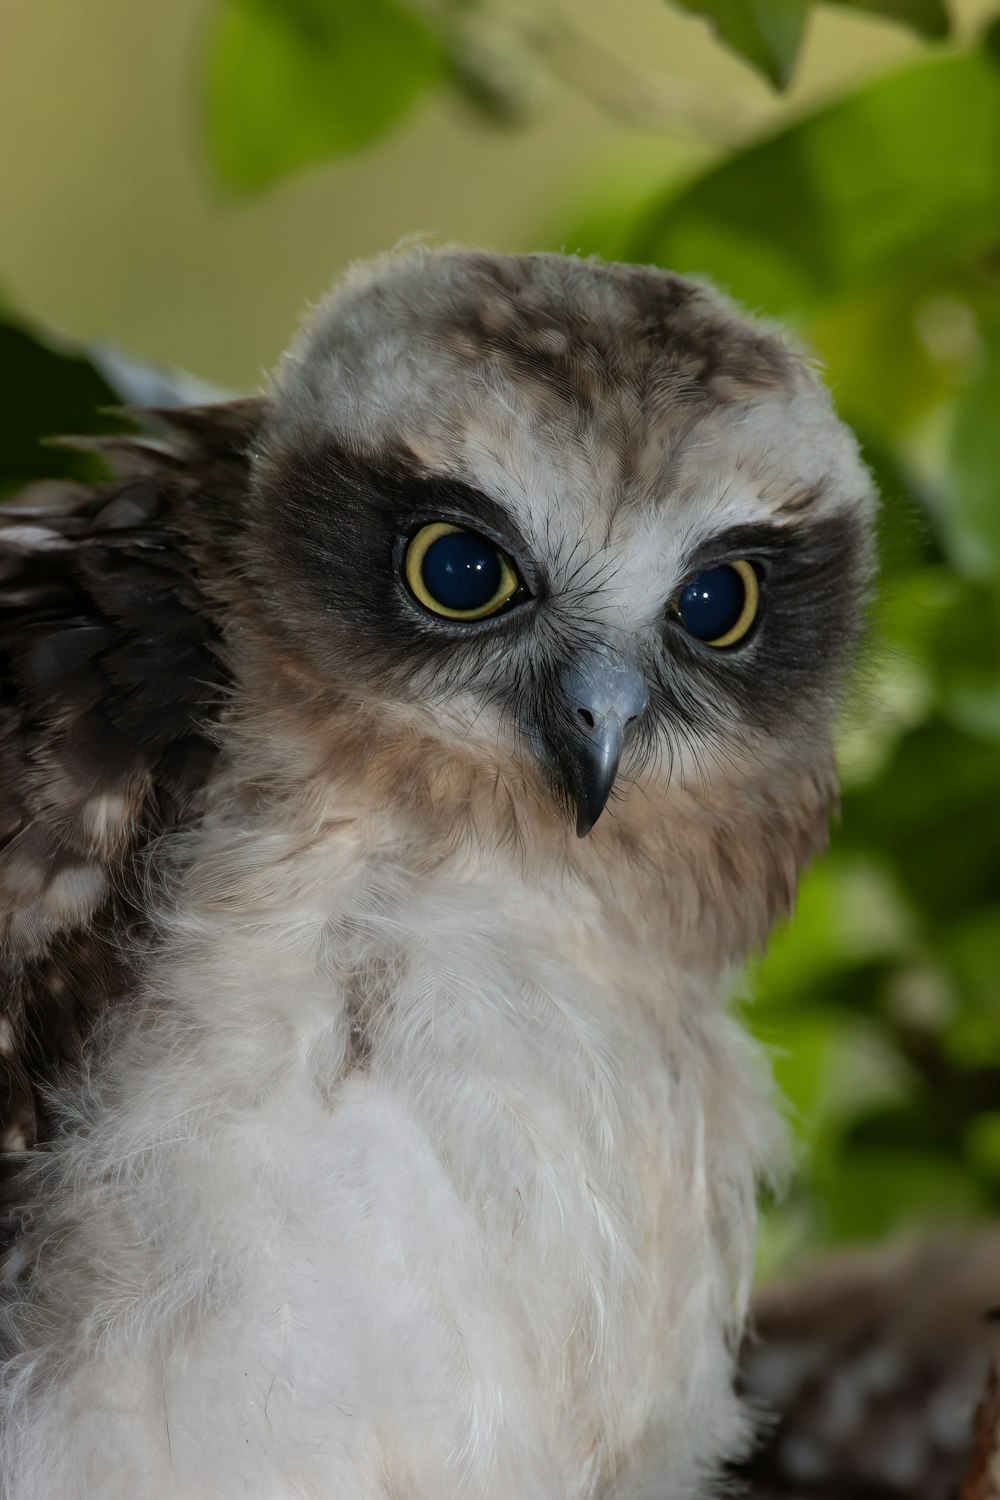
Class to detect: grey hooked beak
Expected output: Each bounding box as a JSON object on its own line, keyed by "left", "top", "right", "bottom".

{"left": 556, "top": 651, "right": 649, "bottom": 837}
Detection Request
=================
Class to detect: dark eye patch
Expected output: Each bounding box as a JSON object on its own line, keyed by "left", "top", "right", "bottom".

{"left": 655, "top": 512, "right": 873, "bottom": 736}
{"left": 251, "top": 437, "right": 871, "bottom": 744}
{"left": 249, "top": 438, "right": 536, "bottom": 693}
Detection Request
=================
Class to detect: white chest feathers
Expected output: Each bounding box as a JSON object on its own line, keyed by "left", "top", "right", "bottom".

{"left": 0, "top": 830, "right": 784, "bottom": 1499}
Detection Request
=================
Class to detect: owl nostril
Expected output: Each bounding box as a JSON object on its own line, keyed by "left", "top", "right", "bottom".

{"left": 575, "top": 706, "right": 639, "bottom": 736}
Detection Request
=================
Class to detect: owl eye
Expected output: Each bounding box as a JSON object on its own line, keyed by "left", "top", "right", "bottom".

{"left": 676, "top": 560, "right": 760, "bottom": 648}
{"left": 403, "top": 522, "right": 523, "bottom": 621}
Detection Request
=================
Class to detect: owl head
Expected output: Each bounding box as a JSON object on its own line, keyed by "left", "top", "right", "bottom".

{"left": 242, "top": 248, "right": 874, "bottom": 951}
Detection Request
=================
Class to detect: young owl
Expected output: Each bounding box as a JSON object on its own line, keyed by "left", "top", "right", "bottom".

{"left": 0, "top": 248, "right": 874, "bottom": 1498}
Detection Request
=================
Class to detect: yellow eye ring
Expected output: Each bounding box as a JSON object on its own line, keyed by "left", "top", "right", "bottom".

{"left": 404, "top": 523, "right": 521, "bottom": 622}
{"left": 706, "top": 560, "right": 759, "bottom": 647}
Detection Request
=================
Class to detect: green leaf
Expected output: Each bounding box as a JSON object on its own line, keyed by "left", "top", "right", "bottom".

{"left": 818, "top": 1147, "right": 988, "bottom": 1239}
{"left": 669, "top": 0, "right": 809, "bottom": 89}
{"left": 629, "top": 52, "right": 1000, "bottom": 316}
{"left": 0, "top": 321, "right": 125, "bottom": 498}
{"left": 922, "top": 575, "right": 1000, "bottom": 737}
{"left": 203, "top": 0, "right": 445, "bottom": 190}
{"left": 964, "top": 1111, "right": 1000, "bottom": 1182}
{"left": 943, "top": 911, "right": 1000, "bottom": 1066}
{"left": 808, "top": 277, "right": 980, "bottom": 447}
{"left": 826, "top": 0, "right": 950, "bottom": 40}
{"left": 840, "top": 720, "right": 1000, "bottom": 924}
{"left": 948, "top": 316, "right": 1000, "bottom": 578}
{"left": 753, "top": 856, "right": 916, "bottom": 1010}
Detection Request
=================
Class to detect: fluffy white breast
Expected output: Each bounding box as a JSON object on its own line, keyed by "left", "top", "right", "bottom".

{"left": 0, "top": 786, "right": 783, "bottom": 1500}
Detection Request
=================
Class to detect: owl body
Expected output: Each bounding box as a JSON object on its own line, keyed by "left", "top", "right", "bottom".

{"left": 2, "top": 787, "right": 770, "bottom": 1497}
{"left": 0, "top": 249, "right": 874, "bottom": 1498}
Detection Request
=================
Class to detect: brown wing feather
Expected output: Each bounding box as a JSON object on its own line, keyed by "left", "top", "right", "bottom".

{"left": 738, "top": 1234, "right": 1000, "bottom": 1498}
{"left": 0, "top": 399, "right": 265, "bottom": 1158}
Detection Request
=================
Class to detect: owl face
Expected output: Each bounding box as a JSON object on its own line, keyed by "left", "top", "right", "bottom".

{"left": 250, "top": 249, "right": 875, "bottom": 840}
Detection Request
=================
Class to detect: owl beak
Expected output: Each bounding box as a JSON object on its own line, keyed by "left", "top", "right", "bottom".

{"left": 555, "top": 653, "right": 649, "bottom": 837}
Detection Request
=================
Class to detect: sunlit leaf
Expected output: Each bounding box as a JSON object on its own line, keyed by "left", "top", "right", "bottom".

{"left": 753, "top": 856, "right": 916, "bottom": 1010}
{"left": 204, "top": 0, "right": 445, "bottom": 190}
{"left": 808, "top": 277, "right": 979, "bottom": 446}
{"left": 629, "top": 52, "right": 1000, "bottom": 316}
{"left": 668, "top": 0, "right": 809, "bottom": 89}
{"left": 757, "top": 1011, "right": 843, "bottom": 1141}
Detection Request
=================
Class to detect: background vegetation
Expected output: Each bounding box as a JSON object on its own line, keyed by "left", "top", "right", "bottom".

{"left": 2, "top": 0, "right": 998, "bottom": 1276}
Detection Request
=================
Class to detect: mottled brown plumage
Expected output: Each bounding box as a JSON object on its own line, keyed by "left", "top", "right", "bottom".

{"left": 739, "top": 1235, "right": 1000, "bottom": 1499}
{"left": 962, "top": 1359, "right": 1000, "bottom": 1500}
{"left": 0, "top": 402, "right": 262, "bottom": 1159}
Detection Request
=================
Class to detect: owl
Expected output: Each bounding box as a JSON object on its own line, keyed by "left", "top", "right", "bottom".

{"left": 0, "top": 248, "right": 874, "bottom": 1499}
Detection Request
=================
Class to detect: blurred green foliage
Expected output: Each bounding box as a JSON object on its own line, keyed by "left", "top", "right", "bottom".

{"left": 204, "top": 0, "right": 447, "bottom": 189}
{"left": 201, "top": 0, "right": 960, "bottom": 187}
{"left": 4, "top": 0, "right": 999, "bottom": 1268}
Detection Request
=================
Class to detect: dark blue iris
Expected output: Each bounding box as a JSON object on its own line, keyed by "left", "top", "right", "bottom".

{"left": 421, "top": 531, "right": 502, "bottom": 612}
{"left": 678, "top": 564, "right": 746, "bottom": 642}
